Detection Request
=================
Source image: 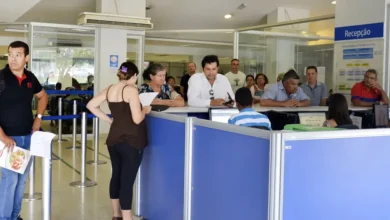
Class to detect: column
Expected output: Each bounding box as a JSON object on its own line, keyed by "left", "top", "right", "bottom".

{"left": 265, "top": 7, "right": 309, "bottom": 83}
{"left": 95, "top": 0, "right": 146, "bottom": 134}
{"left": 333, "top": 0, "right": 386, "bottom": 98}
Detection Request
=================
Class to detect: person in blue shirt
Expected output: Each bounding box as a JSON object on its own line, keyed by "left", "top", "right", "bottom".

{"left": 260, "top": 69, "right": 310, "bottom": 107}
{"left": 228, "top": 87, "right": 272, "bottom": 130}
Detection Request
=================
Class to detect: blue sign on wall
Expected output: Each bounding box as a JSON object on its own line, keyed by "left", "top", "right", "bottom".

{"left": 109, "top": 55, "right": 119, "bottom": 68}
{"left": 335, "top": 22, "right": 384, "bottom": 41}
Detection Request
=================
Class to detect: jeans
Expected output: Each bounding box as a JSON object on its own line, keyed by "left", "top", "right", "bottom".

{"left": 0, "top": 134, "right": 32, "bottom": 220}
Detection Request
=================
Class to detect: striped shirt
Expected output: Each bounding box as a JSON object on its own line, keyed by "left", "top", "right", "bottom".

{"left": 228, "top": 108, "right": 272, "bottom": 130}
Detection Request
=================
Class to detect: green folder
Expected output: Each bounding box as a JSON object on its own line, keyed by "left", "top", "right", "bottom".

{"left": 284, "top": 124, "right": 342, "bottom": 131}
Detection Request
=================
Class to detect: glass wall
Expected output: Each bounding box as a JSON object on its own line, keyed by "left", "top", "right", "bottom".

{"left": 30, "top": 25, "right": 95, "bottom": 90}
{"left": 141, "top": 31, "right": 234, "bottom": 84}
{"left": 238, "top": 19, "right": 335, "bottom": 89}
{"left": 0, "top": 23, "right": 29, "bottom": 68}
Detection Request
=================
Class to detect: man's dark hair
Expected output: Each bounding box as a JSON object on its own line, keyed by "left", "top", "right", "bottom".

{"left": 282, "top": 69, "right": 300, "bottom": 83}
{"left": 55, "top": 82, "right": 62, "bottom": 90}
{"left": 188, "top": 62, "right": 196, "bottom": 67}
{"left": 366, "top": 69, "right": 378, "bottom": 78}
{"left": 306, "top": 66, "right": 317, "bottom": 73}
{"left": 8, "top": 41, "right": 29, "bottom": 56}
{"left": 231, "top": 59, "right": 239, "bottom": 63}
{"left": 201, "top": 55, "right": 219, "bottom": 68}
{"left": 235, "top": 87, "right": 253, "bottom": 107}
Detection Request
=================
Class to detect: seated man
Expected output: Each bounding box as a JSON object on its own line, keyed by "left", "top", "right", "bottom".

{"left": 351, "top": 69, "right": 389, "bottom": 107}
{"left": 228, "top": 87, "right": 271, "bottom": 129}
{"left": 260, "top": 70, "right": 310, "bottom": 107}
{"left": 187, "top": 55, "right": 234, "bottom": 107}
{"left": 300, "top": 66, "right": 327, "bottom": 106}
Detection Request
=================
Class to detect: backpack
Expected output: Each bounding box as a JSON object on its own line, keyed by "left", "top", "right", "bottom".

{"left": 0, "top": 70, "right": 4, "bottom": 96}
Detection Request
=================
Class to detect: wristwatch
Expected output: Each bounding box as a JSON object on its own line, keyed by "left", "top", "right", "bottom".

{"left": 36, "top": 114, "right": 42, "bottom": 119}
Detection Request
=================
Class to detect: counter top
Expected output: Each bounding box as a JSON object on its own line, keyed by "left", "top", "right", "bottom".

{"left": 162, "top": 105, "right": 372, "bottom": 113}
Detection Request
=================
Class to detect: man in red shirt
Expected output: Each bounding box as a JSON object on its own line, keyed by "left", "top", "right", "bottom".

{"left": 351, "top": 69, "right": 389, "bottom": 107}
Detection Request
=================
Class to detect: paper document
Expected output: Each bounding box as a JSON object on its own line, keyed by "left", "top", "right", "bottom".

{"left": 30, "top": 131, "right": 56, "bottom": 159}
{"left": 0, "top": 142, "right": 31, "bottom": 174}
{"left": 139, "top": 92, "right": 158, "bottom": 107}
{"left": 350, "top": 115, "right": 362, "bottom": 129}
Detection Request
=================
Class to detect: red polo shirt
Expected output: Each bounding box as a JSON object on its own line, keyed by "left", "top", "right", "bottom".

{"left": 351, "top": 81, "right": 381, "bottom": 103}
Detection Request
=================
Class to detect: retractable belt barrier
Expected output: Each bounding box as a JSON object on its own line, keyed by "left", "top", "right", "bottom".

{"left": 24, "top": 107, "right": 111, "bottom": 219}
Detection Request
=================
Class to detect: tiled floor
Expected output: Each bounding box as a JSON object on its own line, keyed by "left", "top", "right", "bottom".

{"left": 18, "top": 136, "right": 139, "bottom": 220}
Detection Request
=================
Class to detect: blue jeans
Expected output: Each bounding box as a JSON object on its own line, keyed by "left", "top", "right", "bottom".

{"left": 0, "top": 135, "right": 32, "bottom": 220}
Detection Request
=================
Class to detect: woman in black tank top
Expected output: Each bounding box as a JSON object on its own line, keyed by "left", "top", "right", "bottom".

{"left": 87, "top": 61, "right": 151, "bottom": 220}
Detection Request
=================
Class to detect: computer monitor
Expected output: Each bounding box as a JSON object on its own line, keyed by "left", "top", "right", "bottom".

{"left": 373, "top": 104, "right": 389, "bottom": 128}
{"left": 267, "top": 111, "right": 299, "bottom": 130}
{"left": 298, "top": 112, "right": 327, "bottom": 127}
{"left": 209, "top": 108, "right": 239, "bottom": 124}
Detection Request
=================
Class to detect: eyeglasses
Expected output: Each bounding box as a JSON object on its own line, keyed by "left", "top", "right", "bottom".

{"left": 209, "top": 89, "right": 214, "bottom": 100}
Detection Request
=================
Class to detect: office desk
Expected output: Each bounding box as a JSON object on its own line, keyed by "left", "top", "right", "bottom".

{"left": 163, "top": 105, "right": 372, "bottom": 114}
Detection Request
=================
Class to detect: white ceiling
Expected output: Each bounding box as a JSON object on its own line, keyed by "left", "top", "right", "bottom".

{"left": 12, "top": 0, "right": 335, "bottom": 30}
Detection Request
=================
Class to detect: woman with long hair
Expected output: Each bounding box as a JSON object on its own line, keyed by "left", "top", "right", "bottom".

{"left": 87, "top": 61, "right": 151, "bottom": 220}
{"left": 324, "top": 93, "right": 354, "bottom": 128}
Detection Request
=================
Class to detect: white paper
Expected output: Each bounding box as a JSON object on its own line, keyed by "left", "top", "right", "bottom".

{"left": 0, "top": 143, "right": 31, "bottom": 174}
{"left": 139, "top": 92, "right": 158, "bottom": 107}
{"left": 30, "top": 131, "right": 56, "bottom": 159}
{"left": 350, "top": 115, "right": 362, "bottom": 129}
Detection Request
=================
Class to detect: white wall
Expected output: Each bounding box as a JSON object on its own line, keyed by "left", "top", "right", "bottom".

{"left": 96, "top": 0, "right": 145, "bottom": 17}
{"left": 333, "top": 0, "right": 386, "bottom": 95}
{"left": 96, "top": 28, "right": 128, "bottom": 134}
{"left": 335, "top": 0, "right": 386, "bottom": 27}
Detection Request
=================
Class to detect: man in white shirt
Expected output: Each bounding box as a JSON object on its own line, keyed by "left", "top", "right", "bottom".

{"left": 225, "top": 59, "right": 246, "bottom": 92}
{"left": 187, "top": 55, "right": 235, "bottom": 107}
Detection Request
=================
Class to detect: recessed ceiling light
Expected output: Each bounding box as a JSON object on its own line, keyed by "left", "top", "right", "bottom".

{"left": 331, "top": 1, "right": 336, "bottom": 4}
{"left": 224, "top": 14, "right": 232, "bottom": 19}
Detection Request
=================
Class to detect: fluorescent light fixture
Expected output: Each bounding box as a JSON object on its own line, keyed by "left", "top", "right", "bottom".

{"left": 301, "top": 31, "right": 307, "bottom": 34}
{"left": 4, "top": 28, "right": 27, "bottom": 33}
{"left": 224, "top": 14, "right": 232, "bottom": 19}
{"left": 331, "top": 1, "right": 336, "bottom": 4}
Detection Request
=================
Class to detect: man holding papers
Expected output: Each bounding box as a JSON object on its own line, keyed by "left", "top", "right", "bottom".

{"left": 0, "top": 41, "right": 48, "bottom": 220}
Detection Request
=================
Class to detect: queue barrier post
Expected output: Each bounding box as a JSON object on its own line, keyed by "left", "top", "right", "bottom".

{"left": 23, "top": 156, "right": 42, "bottom": 201}
{"left": 66, "top": 100, "right": 81, "bottom": 150}
{"left": 87, "top": 117, "right": 107, "bottom": 165}
{"left": 70, "top": 112, "right": 98, "bottom": 188}
{"left": 56, "top": 97, "right": 68, "bottom": 142}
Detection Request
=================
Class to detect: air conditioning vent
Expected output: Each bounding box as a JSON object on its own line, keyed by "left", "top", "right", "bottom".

{"left": 78, "top": 12, "right": 153, "bottom": 30}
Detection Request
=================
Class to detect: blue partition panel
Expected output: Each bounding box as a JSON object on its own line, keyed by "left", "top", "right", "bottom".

{"left": 283, "top": 136, "right": 390, "bottom": 220}
{"left": 139, "top": 116, "right": 186, "bottom": 220}
{"left": 192, "top": 125, "right": 270, "bottom": 220}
